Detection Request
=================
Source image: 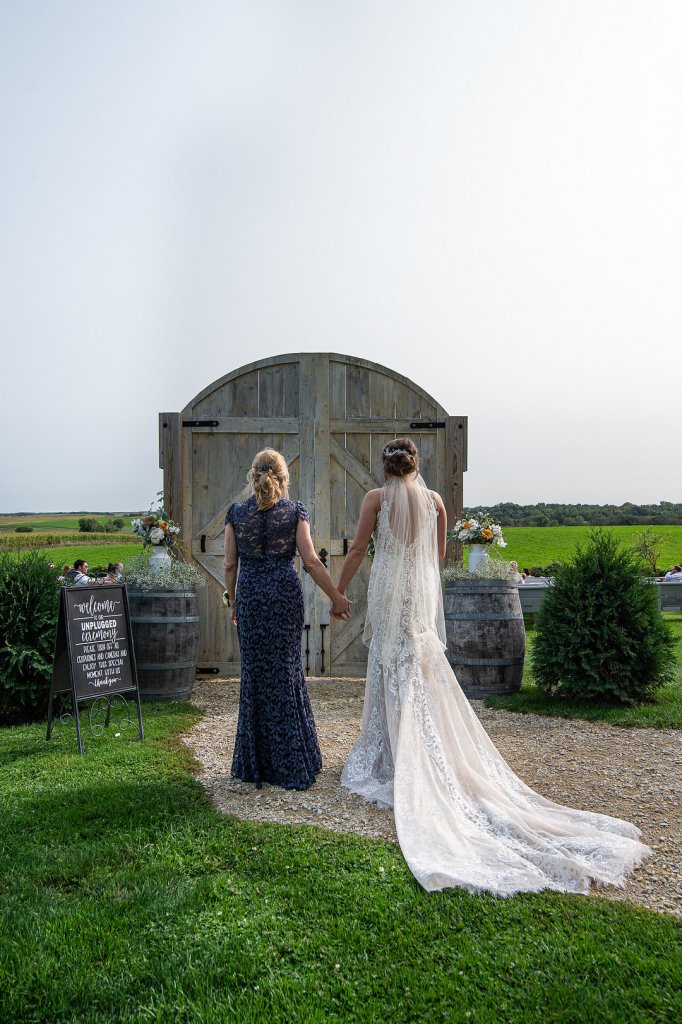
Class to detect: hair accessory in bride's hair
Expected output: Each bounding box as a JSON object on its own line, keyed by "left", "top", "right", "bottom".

{"left": 257, "top": 463, "right": 274, "bottom": 473}
{"left": 383, "top": 446, "right": 412, "bottom": 458}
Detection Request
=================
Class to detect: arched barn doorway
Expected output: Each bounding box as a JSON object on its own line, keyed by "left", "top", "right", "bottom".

{"left": 159, "top": 353, "right": 467, "bottom": 676}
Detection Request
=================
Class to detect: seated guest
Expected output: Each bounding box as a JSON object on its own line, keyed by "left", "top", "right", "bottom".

{"left": 104, "top": 561, "right": 124, "bottom": 582}
{"left": 66, "top": 559, "right": 94, "bottom": 585}
{"left": 508, "top": 560, "right": 524, "bottom": 583}
{"left": 663, "top": 565, "right": 682, "bottom": 580}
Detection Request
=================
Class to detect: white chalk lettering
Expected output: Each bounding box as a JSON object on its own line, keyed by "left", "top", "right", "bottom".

{"left": 73, "top": 596, "right": 121, "bottom": 616}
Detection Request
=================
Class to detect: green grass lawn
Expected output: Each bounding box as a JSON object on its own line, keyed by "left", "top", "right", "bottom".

{"left": 1, "top": 704, "right": 680, "bottom": 1024}
{"left": 486, "top": 613, "right": 682, "bottom": 727}
{"left": 41, "top": 542, "right": 144, "bottom": 570}
{"left": 497, "top": 526, "right": 682, "bottom": 571}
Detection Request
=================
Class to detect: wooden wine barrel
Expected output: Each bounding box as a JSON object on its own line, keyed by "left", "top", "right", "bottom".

{"left": 444, "top": 579, "right": 525, "bottom": 698}
{"left": 127, "top": 589, "right": 200, "bottom": 701}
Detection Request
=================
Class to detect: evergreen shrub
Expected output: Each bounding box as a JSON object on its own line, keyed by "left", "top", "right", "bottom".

{"left": 14, "top": 525, "right": 33, "bottom": 533}
{"left": 0, "top": 551, "right": 61, "bottom": 724}
{"left": 532, "top": 530, "right": 675, "bottom": 704}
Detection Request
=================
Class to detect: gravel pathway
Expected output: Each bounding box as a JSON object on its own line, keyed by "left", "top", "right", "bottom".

{"left": 182, "top": 678, "right": 682, "bottom": 917}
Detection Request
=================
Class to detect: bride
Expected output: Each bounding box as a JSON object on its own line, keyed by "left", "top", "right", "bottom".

{"left": 335, "top": 437, "right": 651, "bottom": 895}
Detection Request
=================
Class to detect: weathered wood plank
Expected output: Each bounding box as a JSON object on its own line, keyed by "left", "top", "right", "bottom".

{"left": 369, "top": 370, "right": 395, "bottom": 418}
{"left": 297, "top": 355, "right": 317, "bottom": 664}
{"left": 330, "top": 438, "right": 346, "bottom": 546}
{"left": 346, "top": 364, "right": 370, "bottom": 418}
{"left": 282, "top": 361, "right": 300, "bottom": 418}
{"left": 445, "top": 416, "right": 467, "bottom": 562}
{"left": 257, "top": 365, "right": 285, "bottom": 417}
{"left": 230, "top": 370, "right": 259, "bottom": 416}
{"left": 329, "top": 359, "right": 346, "bottom": 419}
{"left": 312, "top": 355, "right": 332, "bottom": 671}
{"left": 159, "top": 413, "right": 183, "bottom": 525}
{"left": 394, "top": 382, "right": 422, "bottom": 419}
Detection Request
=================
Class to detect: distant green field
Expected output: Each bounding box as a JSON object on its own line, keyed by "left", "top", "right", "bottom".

{"left": 0, "top": 513, "right": 142, "bottom": 533}
{"left": 493, "top": 525, "right": 682, "bottom": 571}
{"left": 11, "top": 521, "right": 682, "bottom": 572}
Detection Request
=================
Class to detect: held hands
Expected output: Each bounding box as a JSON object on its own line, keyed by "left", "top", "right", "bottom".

{"left": 330, "top": 593, "right": 352, "bottom": 621}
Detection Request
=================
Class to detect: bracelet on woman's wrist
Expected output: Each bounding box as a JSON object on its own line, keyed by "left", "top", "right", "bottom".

{"left": 222, "top": 591, "right": 231, "bottom": 607}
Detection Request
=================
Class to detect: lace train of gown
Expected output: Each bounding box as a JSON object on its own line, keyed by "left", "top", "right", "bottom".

{"left": 341, "top": 490, "right": 651, "bottom": 896}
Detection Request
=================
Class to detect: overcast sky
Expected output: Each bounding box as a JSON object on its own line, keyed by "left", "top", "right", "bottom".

{"left": 1, "top": 0, "right": 680, "bottom": 512}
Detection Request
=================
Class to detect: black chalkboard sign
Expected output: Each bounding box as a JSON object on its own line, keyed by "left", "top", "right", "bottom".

{"left": 47, "top": 584, "right": 144, "bottom": 754}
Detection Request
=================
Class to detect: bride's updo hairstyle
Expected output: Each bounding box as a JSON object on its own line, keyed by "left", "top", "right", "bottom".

{"left": 382, "top": 437, "right": 419, "bottom": 479}
{"left": 248, "top": 448, "right": 290, "bottom": 511}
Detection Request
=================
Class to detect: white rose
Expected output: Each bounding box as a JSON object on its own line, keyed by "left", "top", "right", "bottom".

{"left": 149, "top": 527, "right": 165, "bottom": 544}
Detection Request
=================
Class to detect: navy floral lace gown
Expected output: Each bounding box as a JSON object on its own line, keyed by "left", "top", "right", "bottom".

{"left": 225, "top": 496, "right": 322, "bottom": 789}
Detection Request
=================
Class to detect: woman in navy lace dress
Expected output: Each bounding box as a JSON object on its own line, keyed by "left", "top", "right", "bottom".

{"left": 224, "top": 449, "right": 351, "bottom": 790}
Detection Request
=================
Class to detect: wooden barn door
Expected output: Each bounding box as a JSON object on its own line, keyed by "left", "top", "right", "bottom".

{"left": 160, "top": 353, "right": 466, "bottom": 677}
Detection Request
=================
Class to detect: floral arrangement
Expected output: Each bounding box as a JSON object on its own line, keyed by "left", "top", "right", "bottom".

{"left": 122, "top": 552, "right": 205, "bottom": 591}
{"left": 131, "top": 504, "right": 180, "bottom": 549}
{"left": 449, "top": 513, "right": 507, "bottom": 547}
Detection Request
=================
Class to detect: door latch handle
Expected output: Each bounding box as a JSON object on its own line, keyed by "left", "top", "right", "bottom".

{"left": 318, "top": 547, "right": 328, "bottom": 568}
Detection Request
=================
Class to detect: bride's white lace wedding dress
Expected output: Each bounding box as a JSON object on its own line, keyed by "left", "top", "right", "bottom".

{"left": 341, "top": 476, "right": 651, "bottom": 895}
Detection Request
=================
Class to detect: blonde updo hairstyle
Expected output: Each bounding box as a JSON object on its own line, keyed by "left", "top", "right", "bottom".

{"left": 248, "top": 448, "right": 290, "bottom": 511}
{"left": 382, "top": 437, "right": 419, "bottom": 479}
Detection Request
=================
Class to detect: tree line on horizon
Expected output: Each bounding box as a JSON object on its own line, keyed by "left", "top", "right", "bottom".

{"left": 463, "top": 501, "right": 682, "bottom": 527}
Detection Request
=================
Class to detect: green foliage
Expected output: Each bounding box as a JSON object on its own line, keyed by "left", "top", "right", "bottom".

{"left": 14, "top": 525, "right": 33, "bottom": 533}
{"left": 532, "top": 531, "right": 676, "bottom": 705}
{"left": 630, "top": 527, "right": 665, "bottom": 575}
{"left": 0, "top": 551, "right": 61, "bottom": 725}
{"left": 465, "top": 500, "right": 682, "bottom": 527}
{"left": 78, "top": 516, "right": 100, "bottom": 533}
{"left": 442, "top": 558, "right": 519, "bottom": 582}
{"left": 123, "top": 551, "right": 206, "bottom": 590}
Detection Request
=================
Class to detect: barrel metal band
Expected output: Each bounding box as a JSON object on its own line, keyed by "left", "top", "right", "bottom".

{"left": 129, "top": 591, "right": 197, "bottom": 598}
{"left": 130, "top": 616, "right": 201, "bottom": 624}
{"left": 446, "top": 613, "right": 523, "bottom": 621}
{"left": 449, "top": 656, "right": 525, "bottom": 666}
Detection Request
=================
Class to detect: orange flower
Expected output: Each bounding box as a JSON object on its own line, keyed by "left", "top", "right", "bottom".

{"left": 160, "top": 520, "right": 169, "bottom": 530}
{"left": 481, "top": 527, "right": 493, "bottom": 539}
{"left": 463, "top": 520, "right": 473, "bottom": 529}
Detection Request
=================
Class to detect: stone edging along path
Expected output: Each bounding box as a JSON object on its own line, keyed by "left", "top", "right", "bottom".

{"left": 182, "top": 679, "right": 682, "bottom": 918}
